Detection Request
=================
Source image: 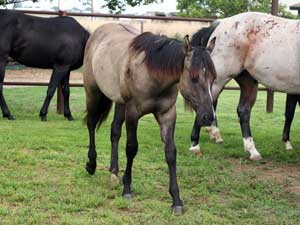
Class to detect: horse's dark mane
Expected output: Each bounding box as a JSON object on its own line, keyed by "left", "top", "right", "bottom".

{"left": 191, "top": 21, "right": 219, "bottom": 47}
{"left": 130, "top": 32, "right": 185, "bottom": 78}
{"left": 190, "top": 48, "right": 216, "bottom": 80}
{"left": 130, "top": 32, "right": 216, "bottom": 80}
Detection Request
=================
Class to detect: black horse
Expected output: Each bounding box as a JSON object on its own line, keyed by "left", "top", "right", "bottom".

{"left": 0, "top": 10, "right": 90, "bottom": 121}
{"left": 282, "top": 94, "right": 300, "bottom": 150}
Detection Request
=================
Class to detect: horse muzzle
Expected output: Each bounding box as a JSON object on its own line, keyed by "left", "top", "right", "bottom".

{"left": 197, "top": 111, "right": 214, "bottom": 126}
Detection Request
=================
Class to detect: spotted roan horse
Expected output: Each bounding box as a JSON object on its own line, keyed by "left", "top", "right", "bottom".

{"left": 189, "top": 12, "right": 300, "bottom": 160}
{"left": 83, "top": 23, "right": 217, "bottom": 214}
{"left": 0, "top": 10, "right": 89, "bottom": 121}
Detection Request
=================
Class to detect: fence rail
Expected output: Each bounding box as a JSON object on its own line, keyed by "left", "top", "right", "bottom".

{"left": 16, "top": 9, "right": 216, "bottom": 22}
{"left": 3, "top": 81, "right": 270, "bottom": 91}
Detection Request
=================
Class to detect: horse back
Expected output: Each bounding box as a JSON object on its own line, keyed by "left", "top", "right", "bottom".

{"left": 0, "top": 10, "right": 89, "bottom": 69}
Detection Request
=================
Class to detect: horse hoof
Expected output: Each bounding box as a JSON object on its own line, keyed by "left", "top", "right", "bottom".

{"left": 216, "top": 139, "right": 224, "bottom": 144}
{"left": 65, "top": 115, "right": 74, "bottom": 121}
{"left": 249, "top": 154, "right": 262, "bottom": 161}
{"left": 40, "top": 116, "right": 47, "bottom": 122}
{"left": 189, "top": 144, "right": 202, "bottom": 157}
{"left": 285, "top": 141, "right": 293, "bottom": 151}
{"left": 123, "top": 193, "right": 133, "bottom": 199}
{"left": 110, "top": 173, "right": 120, "bottom": 186}
{"left": 85, "top": 162, "right": 96, "bottom": 175}
{"left": 5, "top": 115, "right": 15, "bottom": 120}
{"left": 172, "top": 206, "right": 184, "bottom": 215}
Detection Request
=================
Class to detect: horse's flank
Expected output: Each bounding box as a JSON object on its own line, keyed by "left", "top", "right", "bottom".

{"left": 84, "top": 23, "right": 140, "bottom": 104}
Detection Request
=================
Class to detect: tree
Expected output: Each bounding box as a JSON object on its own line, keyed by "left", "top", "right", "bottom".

{"left": 102, "top": 0, "right": 156, "bottom": 14}
{"left": 177, "top": 0, "right": 295, "bottom": 18}
{"left": 77, "top": 0, "right": 156, "bottom": 14}
{"left": 0, "top": 0, "right": 37, "bottom": 5}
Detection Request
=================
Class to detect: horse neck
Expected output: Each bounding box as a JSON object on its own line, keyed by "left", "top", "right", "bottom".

{"left": 154, "top": 73, "right": 180, "bottom": 93}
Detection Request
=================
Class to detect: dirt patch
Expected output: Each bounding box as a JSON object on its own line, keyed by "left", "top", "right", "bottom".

{"left": 5, "top": 68, "right": 83, "bottom": 83}
{"left": 231, "top": 159, "right": 300, "bottom": 194}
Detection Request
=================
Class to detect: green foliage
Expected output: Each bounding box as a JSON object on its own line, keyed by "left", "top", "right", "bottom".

{"left": 0, "top": 0, "right": 37, "bottom": 6}
{"left": 177, "top": 0, "right": 296, "bottom": 18}
{"left": 102, "top": 0, "right": 156, "bottom": 14}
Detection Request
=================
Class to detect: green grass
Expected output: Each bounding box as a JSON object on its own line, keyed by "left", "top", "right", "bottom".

{"left": 0, "top": 87, "right": 300, "bottom": 225}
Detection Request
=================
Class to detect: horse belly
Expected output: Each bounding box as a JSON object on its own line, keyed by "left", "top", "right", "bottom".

{"left": 248, "top": 45, "right": 300, "bottom": 93}
{"left": 251, "top": 67, "right": 300, "bottom": 93}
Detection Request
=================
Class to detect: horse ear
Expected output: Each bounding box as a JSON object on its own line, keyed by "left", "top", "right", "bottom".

{"left": 183, "top": 35, "right": 192, "bottom": 53}
{"left": 207, "top": 37, "right": 216, "bottom": 53}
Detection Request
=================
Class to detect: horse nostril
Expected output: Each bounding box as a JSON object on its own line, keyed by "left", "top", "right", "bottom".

{"left": 202, "top": 113, "right": 208, "bottom": 122}
{"left": 208, "top": 113, "right": 215, "bottom": 122}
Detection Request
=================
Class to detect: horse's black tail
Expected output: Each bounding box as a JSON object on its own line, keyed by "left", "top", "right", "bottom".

{"left": 191, "top": 20, "right": 220, "bottom": 47}
{"left": 84, "top": 87, "right": 113, "bottom": 130}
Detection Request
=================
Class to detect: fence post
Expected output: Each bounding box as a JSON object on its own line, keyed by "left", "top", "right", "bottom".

{"left": 266, "top": 0, "right": 278, "bottom": 113}
{"left": 56, "top": 10, "right": 67, "bottom": 114}
{"left": 140, "top": 20, "right": 144, "bottom": 33}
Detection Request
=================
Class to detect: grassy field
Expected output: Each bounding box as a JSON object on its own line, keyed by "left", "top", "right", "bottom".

{"left": 0, "top": 87, "right": 300, "bottom": 225}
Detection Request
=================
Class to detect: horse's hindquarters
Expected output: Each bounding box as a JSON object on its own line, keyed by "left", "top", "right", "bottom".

{"left": 84, "top": 24, "right": 138, "bottom": 103}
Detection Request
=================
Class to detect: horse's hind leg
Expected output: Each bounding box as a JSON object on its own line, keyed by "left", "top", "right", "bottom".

{"left": 39, "top": 65, "right": 70, "bottom": 121}
{"left": 60, "top": 70, "right": 74, "bottom": 121}
{"left": 109, "top": 103, "right": 125, "bottom": 185}
{"left": 122, "top": 103, "right": 139, "bottom": 199}
{"left": 85, "top": 86, "right": 112, "bottom": 175}
{"left": 0, "top": 59, "right": 14, "bottom": 120}
{"left": 235, "top": 71, "right": 260, "bottom": 160}
{"left": 282, "top": 94, "right": 297, "bottom": 150}
{"left": 190, "top": 93, "right": 223, "bottom": 156}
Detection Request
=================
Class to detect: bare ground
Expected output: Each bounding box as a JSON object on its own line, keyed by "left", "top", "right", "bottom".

{"left": 232, "top": 159, "right": 300, "bottom": 194}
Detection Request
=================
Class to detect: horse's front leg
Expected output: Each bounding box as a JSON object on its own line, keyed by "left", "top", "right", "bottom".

{"left": 60, "top": 70, "right": 73, "bottom": 121}
{"left": 235, "top": 71, "right": 261, "bottom": 160}
{"left": 155, "top": 106, "right": 183, "bottom": 215}
{"left": 109, "top": 103, "right": 125, "bottom": 185}
{"left": 122, "top": 104, "right": 139, "bottom": 199}
{"left": 0, "top": 59, "right": 14, "bottom": 120}
{"left": 39, "top": 64, "right": 70, "bottom": 121}
{"left": 204, "top": 99, "right": 223, "bottom": 143}
{"left": 189, "top": 87, "right": 223, "bottom": 156}
{"left": 282, "top": 94, "right": 297, "bottom": 150}
{"left": 189, "top": 114, "right": 202, "bottom": 156}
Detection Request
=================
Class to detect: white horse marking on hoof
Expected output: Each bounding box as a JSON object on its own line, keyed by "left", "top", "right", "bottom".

{"left": 206, "top": 126, "right": 224, "bottom": 144}
{"left": 285, "top": 141, "right": 293, "bottom": 151}
{"left": 205, "top": 127, "right": 215, "bottom": 140}
{"left": 243, "top": 137, "right": 262, "bottom": 161}
{"left": 189, "top": 144, "right": 202, "bottom": 157}
{"left": 110, "top": 173, "right": 120, "bottom": 187}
